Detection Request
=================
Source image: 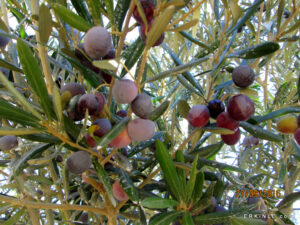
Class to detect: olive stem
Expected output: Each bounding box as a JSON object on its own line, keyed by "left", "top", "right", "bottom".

{"left": 166, "top": 0, "right": 205, "bottom": 30}
{"left": 173, "top": 128, "right": 201, "bottom": 154}
{"left": 0, "top": 194, "right": 108, "bottom": 216}
{"left": 43, "top": 123, "right": 99, "bottom": 157}
{"left": 136, "top": 47, "right": 149, "bottom": 91}
{"left": 256, "top": 2, "right": 264, "bottom": 44}
{"left": 101, "top": 148, "right": 118, "bottom": 166}
{"left": 48, "top": 161, "right": 71, "bottom": 220}
{"left": 275, "top": 6, "right": 300, "bottom": 39}
{"left": 138, "top": 167, "right": 161, "bottom": 189}
{"left": 107, "top": 0, "right": 135, "bottom": 109}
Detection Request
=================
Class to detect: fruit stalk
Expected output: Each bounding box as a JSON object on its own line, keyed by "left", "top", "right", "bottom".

{"left": 275, "top": 7, "right": 300, "bottom": 39}
{"left": 83, "top": 175, "right": 113, "bottom": 207}
{"left": 166, "top": 0, "right": 205, "bottom": 30}
{"left": 26, "top": 197, "right": 41, "bottom": 225}
{"left": 43, "top": 123, "right": 99, "bottom": 157}
{"left": 256, "top": 2, "right": 264, "bottom": 43}
{"left": 136, "top": 47, "right": 149, "bottom": 91}
{"left": 101, "top": 148, "right": 118, "bottom": 166}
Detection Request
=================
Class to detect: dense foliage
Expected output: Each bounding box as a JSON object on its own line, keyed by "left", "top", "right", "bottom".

{"left": 0, "top": 0, "right": 299, "bottom": 224}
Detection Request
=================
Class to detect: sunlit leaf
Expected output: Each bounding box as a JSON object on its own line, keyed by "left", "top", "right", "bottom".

{"left": 93, "top": 58, "right": 120, "bottom": 71}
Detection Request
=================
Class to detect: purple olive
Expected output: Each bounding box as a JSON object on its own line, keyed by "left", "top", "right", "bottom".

{"left": 60, "top": 82, "right": 85, "bottom": 97}
{"left": 92, "top": 118, "right": 112, "bottom": 138}
{"left": 77, "top": 94, "right": 99, "bottom": 116}
{"left": 84, "top": 26, "right": 112, "bottom": 59}
{"left": 66, "top": 151, "right": 92, "bottom": 174}
{"left": 0, "top": 135, "right": 18, "bottom": 150}
{"left": 131, "top": 93, "right": 153, "bottom": 118}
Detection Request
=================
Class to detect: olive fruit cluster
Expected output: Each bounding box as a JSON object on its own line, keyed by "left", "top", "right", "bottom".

{"left": 61, "top": 83, "right": 106, "bottom": 121}
{"left": 187, "top": 100, "right": 224, "bottom": 129}
{"left": 187, "top": 94, "right": 255, "bottom": 145}
{"left": 133, "top": 0, "right": 164, "bottom": 47}
{"left": 277, "top": 114, "right": 300, "bottom": 146}
{"left": 217, "top": 94, "right": 255, "bottom": 145}
{"left": 111, "top": 79, "right": 155, "bottom": 144}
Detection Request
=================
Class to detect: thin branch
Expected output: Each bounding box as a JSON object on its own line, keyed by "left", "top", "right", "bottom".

{"left": 0, "top": 194, "right": 108, "bottom": 216}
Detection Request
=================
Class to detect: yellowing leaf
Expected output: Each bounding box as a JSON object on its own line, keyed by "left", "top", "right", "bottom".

{"left": 229, "top": 0, "right": 242, "bottom": 24}
{"left": 0, "top": 18, "right": 9, "bottom": 33}
{"left": 165, "top": 0, "right": 185, "bottom": 7}
{"left": 93, "top": 58, "right": 120, "bottom": 70}
{"left": 239, "top": 88, "right": 258, "bottom": 97}
{"left": 201, "top": 127, "right": 235, "bottom": 135}
{"left": 177, "top": 100, "right": 190, "bottom": 118}
{"left": 0, "top": 127, "right": 42, "bottom": 135}
{"left": 168, "top": 19, "right": 199, "bottom": 32}
{"left": 52, "top": 85, "right": 62, "bottom": 124}
{"left": 191, "top": 130, "right": 203, "bottom": 148}
{"left": 192, "top": 7, "right": 200, "bottom": 37}
{"left": 39, "top": 4, "right": 52, "bottom": 44}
